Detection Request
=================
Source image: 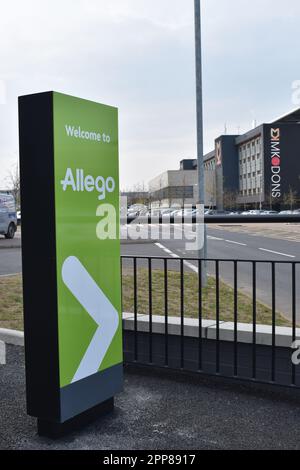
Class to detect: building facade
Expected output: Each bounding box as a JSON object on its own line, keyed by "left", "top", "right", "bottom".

{"left": 148, "top": 162, "right": 198, "bottom": 208}
{"left": 212, "top": 109, "right": 300, "bottom": 209}
{"left": 148, "top": 108, "right": 300, "bottom": 210}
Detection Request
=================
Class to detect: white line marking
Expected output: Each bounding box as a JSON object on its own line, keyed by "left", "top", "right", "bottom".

{"left": 208, "top": 236, "right": 224, "bottom": 241}
{"left": 183, "top": 260, "right": 198, "bottom": 273}
{"left": 258, "top": 248, "right": 296, "bottom": 258}
{"left": 155, "top": 243, "right": 198, "bottom": 272}
{"left": 225, "top": 240, "right": 247, "bottom": 246}
{"left": 155, "top": 243, "right": 165, "bottom": 250}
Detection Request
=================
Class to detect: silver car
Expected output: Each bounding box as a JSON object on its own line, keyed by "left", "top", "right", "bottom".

{"left": 0, "top": 193, "right": 17, "bottom": 239}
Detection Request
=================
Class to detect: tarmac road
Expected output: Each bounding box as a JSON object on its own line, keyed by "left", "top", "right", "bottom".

{"left": 0, "top": 224, "right": 299, "bottom": 319}
{"left": 121, "top": 224, "right": 300, "bottom": 321}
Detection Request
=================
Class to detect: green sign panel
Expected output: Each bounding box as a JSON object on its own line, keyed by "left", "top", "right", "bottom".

{"left": 19, "top": 92, "right": 123, "bottom": 435}
{"left": 53, "top": 93, "right": 122, "bottom": 387}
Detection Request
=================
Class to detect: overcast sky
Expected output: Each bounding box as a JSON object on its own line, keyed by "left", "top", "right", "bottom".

{"left": 1, "top": 0, "right": 300, "bottom": 189}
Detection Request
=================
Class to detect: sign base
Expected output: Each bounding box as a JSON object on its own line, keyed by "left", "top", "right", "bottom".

{"left": 37, "top": 398, "right": 114, "bottom": 439}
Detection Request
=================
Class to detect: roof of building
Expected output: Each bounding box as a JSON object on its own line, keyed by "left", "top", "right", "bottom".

{"left": 271, "top": 107, "right": 300, "bottom": 124}
{"left": 204, "top": 150, "right": 215, "bottom": 162}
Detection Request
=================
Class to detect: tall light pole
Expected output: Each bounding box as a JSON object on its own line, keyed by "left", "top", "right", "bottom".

{"left": 194, "top": 0, "right": 207, "bottom": 267}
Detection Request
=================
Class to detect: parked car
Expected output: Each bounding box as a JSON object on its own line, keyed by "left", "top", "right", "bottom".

{"left": 171, "top": 209, "right": 184, "bottom": 217}
{"left": 241, "top": 210, "right": 263, "bottom": 216}
{"left": 0, "top": 193, "right": 17, "bottom": 239}
{"left": 127, "top": 210, "right": 139, "bottom": 217}
{"left": 204, "top": 210, "right": 231, "bottom": 216}
{"left": 161, "top": 208, "right": 177, "bottom": 217}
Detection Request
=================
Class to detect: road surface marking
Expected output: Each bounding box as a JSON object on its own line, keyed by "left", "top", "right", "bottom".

{"left": 258, "top": 248, "right": 295, "bottom": 258}
{"left": 62, "top": 256, "right": 119, "bottom": 384}
{"left": 155, "top": 242, "right": 168, "bottom": 252}
{"left": 225, "top": 240, "right": 247, "bottom": 246}
{"left": 155, "top": 243, "right": 198, "bottom": 273}
{"left": 156, "top": 242, "right": 178, "bottom": 257}
{"left": 208, "top": 236, "right": 224, "bottom": 241}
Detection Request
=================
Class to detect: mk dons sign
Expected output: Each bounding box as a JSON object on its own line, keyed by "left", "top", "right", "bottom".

{"left": 270, "top": 128, "right": 282, "bottom": 198}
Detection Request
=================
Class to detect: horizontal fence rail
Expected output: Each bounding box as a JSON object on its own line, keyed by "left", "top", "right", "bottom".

{"left": 124, "top": 215, "right": 300, "bottom": 225}
{"left": 121, "top": 256, "right": 300, "bottom": 389}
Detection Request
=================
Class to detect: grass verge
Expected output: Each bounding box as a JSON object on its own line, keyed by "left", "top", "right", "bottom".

{"left": 122, "top": 268, "right": 290, "bottom": 327}
{"left": 0, "top": 275, "right": 23, "bottom": 331}
{"left": 0, "top": 270, "right": 291, "bottom": 331}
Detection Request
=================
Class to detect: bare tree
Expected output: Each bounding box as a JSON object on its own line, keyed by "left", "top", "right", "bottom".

{"left": 283, "top": 186, "right": 298, "bottom": 211}
{"left": 5, "top": 164, "right": 20, "bottom": 208}
{"left": 205, "top": 171, "right": 216, "bottom": 209}
{"left": 121, "top": 181, "right": 149, "bottom": 207}
{"left": 132, "top": 181, "right": 148, "bottom": 206}
{"left": 223, "top": 190, "right": 237, "bottom": 211}
{"left": 265, "top": 190, "right": 273, "bottom": 210}
{"left": 156, "top": 177, "right": 164, "bottom": 209}
{"left": 181, "top": 174, "right": 187, "bottom": 209}
{"left": 163, "top": 186, "right": 171, "bottom": 208}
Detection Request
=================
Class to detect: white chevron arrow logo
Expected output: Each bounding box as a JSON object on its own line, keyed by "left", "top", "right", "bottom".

{"left": 62, "top": 256, "right": 120, "bottom": 384}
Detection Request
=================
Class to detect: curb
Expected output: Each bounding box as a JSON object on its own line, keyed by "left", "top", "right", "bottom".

{"left": 1, "top": 313, "right": 297, "bottom": 350}
{"left": 0, "top": 328, "right": 24, "bottom": 346}
{"left": 0, "top": 244, "right": 21, "bottom": 250}
{"left": 121, "top": 239, "right": 158, "bottom": 245}
{"left": 0, "top": 341, "right": 5, "bottom": 364}
{"left": 123, "top": 313, "right": 298, "bottom": 348}
{"left": 0, "top": 239, "right": 21, "bottom": 250}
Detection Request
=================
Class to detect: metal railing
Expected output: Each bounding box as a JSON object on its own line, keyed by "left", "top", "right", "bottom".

{"left": 121, "top": 256, "right": 300, "bottom": 389}
{"left": 124, "top": 214, "right": 300, "bottom": 225}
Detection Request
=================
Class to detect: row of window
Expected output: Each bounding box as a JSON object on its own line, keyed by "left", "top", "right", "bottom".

{"left": 204, "top": 160, "right": 216, "bottom": 171}
{"left": 240, "top": 170, "right": 262, "bottom": 179}
{"left": 239, "top": 153, "right": 261, "bottom": 166}
{"left": 239, "top": 188, "right": 263, "bottom": 196}
{"left": 239, "top": 137, "right": 262, "bottom": 160}
{"left": 151, "top": 186, "right": 194, "bottom": 201}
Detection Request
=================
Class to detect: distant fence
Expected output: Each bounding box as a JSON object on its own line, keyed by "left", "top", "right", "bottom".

{"left": 124, "top": 214, "right": 300, "bottom": 225}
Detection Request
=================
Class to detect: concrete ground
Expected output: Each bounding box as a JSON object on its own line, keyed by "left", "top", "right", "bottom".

{"left": 2, "top": 345, "right": 300, "bottom": 450}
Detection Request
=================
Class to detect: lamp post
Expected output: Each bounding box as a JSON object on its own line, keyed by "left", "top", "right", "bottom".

{"left": 194, "top": 0, "right": 207, "bottom": 271}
